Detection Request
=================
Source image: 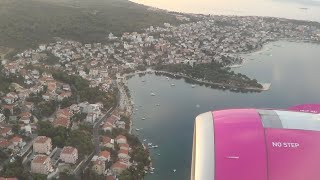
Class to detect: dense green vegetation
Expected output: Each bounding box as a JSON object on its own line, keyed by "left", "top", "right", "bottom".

{"left": 154, "top": 62, "right": 263, "bottom": 89}
{"left": 52, "top": 71, "right": 117, "bottom": 110}
{"left": 0, "top": 74, "right": 12, "bottom": 94}
{"left": 0, "top": 157, "right": 29, "bottom": 179}
{"left": 0, "top": 0, "right": 182, "bottom": 48}
{"left": 37, "top": 121, "right": 94, "bottom": 157}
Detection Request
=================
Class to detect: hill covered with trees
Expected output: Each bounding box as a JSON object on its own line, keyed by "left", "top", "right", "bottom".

{"left": 0, "top": 0, "right": 183, "bottom": 48}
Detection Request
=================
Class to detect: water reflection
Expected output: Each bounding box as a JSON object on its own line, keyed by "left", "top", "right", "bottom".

{"left": 131, "top": 0, "right": 320, "bottom": 21}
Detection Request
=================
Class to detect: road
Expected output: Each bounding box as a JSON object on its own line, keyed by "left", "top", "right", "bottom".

{"left": 73, "top": 81, "right": 120, "bottom": 178}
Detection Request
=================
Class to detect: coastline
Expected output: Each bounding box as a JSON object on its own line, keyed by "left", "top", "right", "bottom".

{"left": 225, "top": 39, "right": 320, "bottom": 68}
{"left": 123, "top": 70, "right": 271, "bottom": 92}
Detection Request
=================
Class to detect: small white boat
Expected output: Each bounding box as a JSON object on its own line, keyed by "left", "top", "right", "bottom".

{"left": 157, "top": 153, "right": 161, "bottom": 156}
{"left": 173, "top": 169, "right": 177, "bottom": 173}
{"left": 192, "top": 85, "right": 196, "bottom": 88}
{"left": 136, "top": 128, "right": 140, "bottom": 131}
{"left": 135, "top": 108, "right": 138, "bottom": 111}
{"left": 150, "top": 171, "right": 154, "bottom": 174}
{"left": 143, "top": 139, "right": 147, "bottom": 142}
{"left": 166, "top": 77, "right": 170, "bottom": 80}
{"left": 152, "top": 145, "right": 158, "bottom": 148}
{"left": 150, "top": 93, "right": 156, "bottom": 96}
{"left": 148, "top": 143, "right": 153, "bottom": 146}
{"left": 142, "top": 117, "right": 146, "bottom": 120}
{"left": 171, "top": 84, "right": 175, "bottom": 86}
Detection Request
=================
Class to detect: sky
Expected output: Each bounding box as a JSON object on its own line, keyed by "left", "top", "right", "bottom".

{"left": 131, "top": 0, "right": 320, "bottom": 21}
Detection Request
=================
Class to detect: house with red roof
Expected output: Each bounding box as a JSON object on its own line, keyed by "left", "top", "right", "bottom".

{"left": 116, "top": 135, "right": 127, "bottom": 144}
{"left": 119, "top": 143, "right": 129, "bottom": 151}
{"left": 101, "top": 136, "right": 114, "bottom": 149}
{"left": 102, "top": 122, "right": 113, "bottom": 132}
{"left": 31, "top": 155, "right": 53, "bottom": 175}
{"left": 0, "top": 127, "right": 12, "bottom": 137}
{"left": 10, "top": 136, "right": 23, "bottom": 147}
{"left": 111, "top": 161, "right": 129, "bottom": 175}
{"left": 0, "top": 139, "right": 12, "bottom": 149}
{"left": 60, "top": 146, "right": 78, "bottom": 164}
{"left": 57, "top": 91, "right": 72, "bottom": 101}
{"left": 118, "top": 149, "right": 130, "bottom": 160}
{"left": 98, "top": 150, "right": 110, "bottom": 162}
{"left": 33, "top": 136, "right": 52, "bottom": 155}
{"left": 53, "top": 117, "right": 70, "bottom": 128}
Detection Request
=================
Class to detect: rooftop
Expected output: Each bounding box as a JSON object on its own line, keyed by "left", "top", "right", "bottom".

{"left": 35, "top": 136, "right": 51, "bottom": 144}
{"left": 61, "top": 146, "right": 77, "bottom": 154}
{"left": 32, "top": 155, "right": 49, "bottom": 164}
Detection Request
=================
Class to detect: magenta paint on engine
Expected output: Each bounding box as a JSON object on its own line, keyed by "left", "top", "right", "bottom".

{"left": 213, "top": 109, "right": 268, "bottom": 180}
{"left": 265, "top": 128, "right": 320, "bottom": 180}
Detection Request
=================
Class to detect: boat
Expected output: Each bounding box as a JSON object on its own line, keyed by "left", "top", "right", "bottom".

{"left": 143, "top": 139, "right": 147, "bottom": 142}
{"left": 157, "top": 153, "right": 161, "bottom": 156}
{"left": 135, "top": 108, "right": 138, "bottom": 111}
{"left": 142, "top": 117, "right": 146, "bottom": 120}
{"left": 150, "top": 172, "right": 154, "bottom": 174}
{"left": 171, "top": 83, "right": 175, "bottom": 86}
{"left": 148, "top": 143, "right": 153, "bottom": 146}
{"left": 150, "top": 92, "right": 156, "bottom": 96}
{"left": 136, "top": 128, "right": 140, "bottom": 131}
{"left": 152, "top": 145, "right": 158, "bottom": 148}
{"left": 156, "top": 104, "right": 160, "bottom": 106}
{"left": 166, "top": 77, "right": 170, "bottom": 80}
{"left": 173, "top": 169, "right": 177, "bottom": 173}
{"left": 192, "top": 85, "right": 196, "bottom": 88}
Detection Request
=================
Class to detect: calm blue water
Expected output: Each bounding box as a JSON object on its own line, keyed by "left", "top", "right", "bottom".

{"left": 127, "top": 41, "right": 320, "bottom": 180}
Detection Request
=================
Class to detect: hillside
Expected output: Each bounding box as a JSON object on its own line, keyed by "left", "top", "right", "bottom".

{"left": 0, "top": 0, "right": 183, "bottom": 48}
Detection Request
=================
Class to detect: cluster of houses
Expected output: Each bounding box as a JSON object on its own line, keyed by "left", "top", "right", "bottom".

{"left": 30, "top": 136, "right": 78, "bottom": 175}
{"left": 88, "top": 114, "right": 131, "bottom": 178}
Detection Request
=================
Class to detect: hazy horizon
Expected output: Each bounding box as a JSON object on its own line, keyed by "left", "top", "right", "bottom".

{"left": 131, "top": 0, "right": 320, "bottom": 21}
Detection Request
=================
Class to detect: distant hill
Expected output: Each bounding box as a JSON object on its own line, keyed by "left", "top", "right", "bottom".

{"left": 0, "top": 0, "right": 183, "bottom": 48}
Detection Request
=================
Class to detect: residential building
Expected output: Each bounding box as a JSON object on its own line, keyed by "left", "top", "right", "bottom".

{"left": 53, "top": 117, "right": 70, "bottom": 128}
{"left": 118, "top": 149, "right": 130, "bottom": 160}
{"left": 111, "top": 161, "right": 128, "bottom": 175}
{"left": 33, "top": 136, "right": 52, "bottom": 155}
{"left": 0, "top": 127, "right": 12, "bottom": 137}
{"left": 102, "top": 122, "right": 113, "bottom": 132}
{"left": 10, "top": 136, "right": 23, "bottom": 147}
{"left": 31, "top": 155, "right": 53, "bottom": 175}
{"left": 98, "top": 150, "right": 110, "bottom": 162}
{"left": 119, "top": 143, "right": 129, "bottom": 151}
{"left": 92, "top": 159, "right": 105, "bottom": 175}
{"left": 60, "top": 146, "right": 78, "bottom": 164}
{"left": 0, "top": 114, "right": 6, "bottom": 122}
{"left": 116, "top": 135, "right": 127, "bottom": 144}
{"left": 101, "top": 136, "right": 114, "bottom": 149}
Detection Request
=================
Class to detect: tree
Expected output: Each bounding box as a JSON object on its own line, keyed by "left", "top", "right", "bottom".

{"left": 3, "top": 109, "right": 11, "bottom": 119}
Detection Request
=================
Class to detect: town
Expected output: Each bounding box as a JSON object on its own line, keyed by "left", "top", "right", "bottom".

{"left": 0, "top": 14, "right": 319, "bottom": 180}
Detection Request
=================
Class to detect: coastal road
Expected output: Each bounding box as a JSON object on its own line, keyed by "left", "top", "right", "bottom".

{"left": 93, "top": 107, "right": 113, "bottom": 154}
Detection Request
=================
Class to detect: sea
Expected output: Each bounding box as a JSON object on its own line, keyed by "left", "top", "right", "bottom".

{"left": 127, "top": 41, "right": 320, "bottom": 180}
{"left": 130, "top": 0, "right": 320, "bottom": 22}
